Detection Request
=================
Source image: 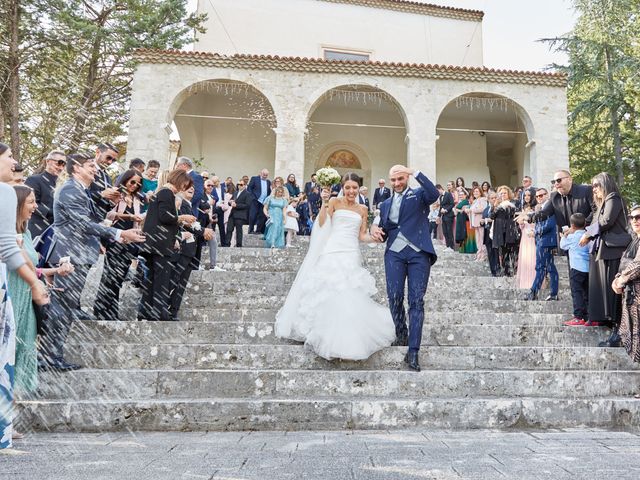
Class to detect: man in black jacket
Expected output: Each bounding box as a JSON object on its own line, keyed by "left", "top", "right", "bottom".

{"left": 25, "top": 149, "right": 66, "bottom": 238}
{"left": 89, "top": 142, "right": 121, "bottom": 219}
{"left": 521, "top": 170, "right": 594, "bottom": 230}
{"left": 438, "top": 182, "right": 456, "bottom": 251}
{"left": 226, "top": 180, "right": 251, "bottom": 247}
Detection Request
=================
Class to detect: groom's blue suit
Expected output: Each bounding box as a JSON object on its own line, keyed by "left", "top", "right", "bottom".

{"left": 378, "top": 171, "right": 439, "bottom": 353}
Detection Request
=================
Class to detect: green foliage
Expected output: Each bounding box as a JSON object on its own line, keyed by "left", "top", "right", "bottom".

{"left": 0, "top": 0, "right": 206, "bottom": 170}
{"left": 545, "top": 0, "right": 640, "bottom": 203}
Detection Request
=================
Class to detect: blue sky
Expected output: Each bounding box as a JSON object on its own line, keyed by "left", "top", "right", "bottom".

{"left": 188, "top": 0, "right": 576, "bottom": 72}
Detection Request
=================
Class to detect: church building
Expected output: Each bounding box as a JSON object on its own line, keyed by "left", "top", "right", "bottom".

{"left": 127, "top": 0, "right": 568, "bottom": 190}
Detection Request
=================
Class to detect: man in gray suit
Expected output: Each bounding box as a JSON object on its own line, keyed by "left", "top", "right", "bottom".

{"left": 41, "top": 153, "right": 145, "bottom": 371}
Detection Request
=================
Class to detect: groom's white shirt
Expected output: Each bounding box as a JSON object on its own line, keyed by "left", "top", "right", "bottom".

{"left": 388, "top": 186, "right": 420, "bottom": 253}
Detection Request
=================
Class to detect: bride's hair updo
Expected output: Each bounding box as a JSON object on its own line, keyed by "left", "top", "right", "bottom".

{"left": 341, "top": 172, "right": 361, "bottom": 185}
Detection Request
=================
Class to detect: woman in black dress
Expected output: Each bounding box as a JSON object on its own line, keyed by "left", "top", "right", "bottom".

{"left": 491, "top": 185, "right": 519, "bottom": 277}
{"left": 580, "top": 172, "right": 631, "bottom": 346}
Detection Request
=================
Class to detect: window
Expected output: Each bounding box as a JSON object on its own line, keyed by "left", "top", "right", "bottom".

{"left": 324, "top": 49, "right": 370, "bottom": 62}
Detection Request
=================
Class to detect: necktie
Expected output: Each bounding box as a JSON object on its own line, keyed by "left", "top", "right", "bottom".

{"left": 562, "top": 196, "right": 571, "bottom": 226}
{"left": 85, "top": 189, "right": 97, "bottom": 217}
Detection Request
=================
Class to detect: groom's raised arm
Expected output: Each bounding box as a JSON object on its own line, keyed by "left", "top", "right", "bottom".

{"left": 413, "top": 171, "right": 440, "bottom": 207}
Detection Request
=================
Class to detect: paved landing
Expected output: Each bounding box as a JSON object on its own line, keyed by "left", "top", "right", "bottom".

{"left": 3, "top": 429, "right": 640, "bottom": 479}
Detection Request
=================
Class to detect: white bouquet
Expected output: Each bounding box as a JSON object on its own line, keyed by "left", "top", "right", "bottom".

{"left": 316, "top": 167, "right": 341, "bottom": 188}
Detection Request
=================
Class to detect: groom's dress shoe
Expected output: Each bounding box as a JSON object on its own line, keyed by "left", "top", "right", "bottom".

{"left": 404, "top": 351, "right": 421, "bottom": 372}
{"left": 392, "top": 335, "right": 409, "bottom": 347}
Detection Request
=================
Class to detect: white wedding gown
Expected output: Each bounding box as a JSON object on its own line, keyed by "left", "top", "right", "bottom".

{"left": 275, "top": 209, "right": 395, "bottom": 360}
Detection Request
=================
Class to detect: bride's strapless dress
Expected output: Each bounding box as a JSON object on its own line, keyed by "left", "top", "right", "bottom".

{"left": 275, "top": 209, "right": 395, "bottom": 360}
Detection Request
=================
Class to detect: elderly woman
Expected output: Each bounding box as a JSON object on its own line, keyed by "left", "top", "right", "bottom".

{"left": 615, "top": 205, "right": 640, "bottom": 361}
{"left": 580, "top": 172, "right": 630, "bottom": 347}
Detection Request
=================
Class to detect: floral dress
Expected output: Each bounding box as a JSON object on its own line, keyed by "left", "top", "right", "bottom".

{"left": 0, "top": 262, "right": 16, "bottom": 449}
{"left": 264, "top": 197, "right": 287, "bottom": 248}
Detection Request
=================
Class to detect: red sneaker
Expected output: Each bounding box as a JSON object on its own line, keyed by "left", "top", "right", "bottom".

{"left": 583, "top": 320, "right": 602, "bottom": 327}
{"left": 564, "top": 318, "right": 586, "bottom": 326}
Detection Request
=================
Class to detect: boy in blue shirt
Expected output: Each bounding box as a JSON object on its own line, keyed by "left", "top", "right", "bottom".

{"left": 560, "top": 213, "right": 591, "bottom": 326}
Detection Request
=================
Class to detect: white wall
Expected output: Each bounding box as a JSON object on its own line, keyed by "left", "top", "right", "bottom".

{"left": 196, "top": 0, "right": 483, "bottom": 67}
{"left": 435, "top": 131, "right": 488, "bottom": 186}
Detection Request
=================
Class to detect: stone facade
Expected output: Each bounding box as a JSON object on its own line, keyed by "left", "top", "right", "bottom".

{"left": 128, "top": 50, "right": 568, "bottom": 187}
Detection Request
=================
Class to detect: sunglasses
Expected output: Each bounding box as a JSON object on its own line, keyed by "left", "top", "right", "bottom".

{"left": 105, "top": 155, "right": 116, "bottom": 162}
{"left": 202, "top": 176, "right": 209, "bottom": 180}
{"left": 535, "top": 194, "right": 545, "bottom": 198}
{"left": 551, "top": 177, "right": 569, "bottom": 184}
{"left": 629, "top": 215, "right": 640, "bottom": 222}
{"left": 55, "top": 160, "right": 66, "bottom": 166}
{"left": 238, "top": 183, "right": 245, "bottom": 187}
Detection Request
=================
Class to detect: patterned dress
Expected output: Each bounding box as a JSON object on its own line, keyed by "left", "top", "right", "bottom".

{"left": 7, "top": 231, "right": 38, "bottom": 393}
{"left": 264, "top": 197, "right": 287, "bottom": 249}
{"left": 0, "top": 262, "right": 16, "bottom": 449}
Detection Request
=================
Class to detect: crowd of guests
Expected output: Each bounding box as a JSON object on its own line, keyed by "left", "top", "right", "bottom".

{"left": 430, "top": 171, "right": 640, "bottom": 354}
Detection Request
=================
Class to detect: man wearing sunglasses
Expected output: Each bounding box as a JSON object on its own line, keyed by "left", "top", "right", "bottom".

{"left": 89, "top": 142, "right": 122, "bottom": 219}
{"left": 518, "top": 169, "right": 594, "bottom": 232}
{"left": 25, "top": 149, "right": 67, "bottom": 238}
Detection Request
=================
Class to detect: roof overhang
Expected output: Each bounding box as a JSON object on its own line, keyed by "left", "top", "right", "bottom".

{"left": 317, "top": 0, "right": 484, "bottom": 21}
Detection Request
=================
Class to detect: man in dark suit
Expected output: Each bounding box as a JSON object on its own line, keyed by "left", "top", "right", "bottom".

{"left": 330, "top": 183, "right": 341, "bottom": 197}
{"left": 437, "top": 181, "right": 456, "bottom": 251}
{"left": 524, "top": 188, "right": 559, "bottom": 301}
{"left": 88, "top": 142, "right": 121, "bottom": 219}
{"left": 373, "top": 178, "right": 391, "bottom": 209}
{"left": 308, "top": 186, "right": 321, "bottom": 219}
{"left": 304, "top": 174, "right": 318, "bottom": 196}
{"left": 521, "top": 169, "right": 594, "bottom": 230}
{"left": 25, "top": 149, "right": 66, "bottom": 239}
{"left": 358, "top": 186, "right": 370, "bottom": 210}
{"left": 176, "top": 156, "right": 204, "bottom": 217}
{"left": 226, "top": 179, "right": 251, "bottom": 247}
{"left": 481, "top": 191, "right": 500, "bottom": 276}
{"left": 248, "top": 169, "right": 271, "bottom": 234}
{"left": 43, "top": 153, "right": 145, "bottom": 371}
{"left": 210, "top": 175, "right": 227, "bottom": 246}
{"left": 517, "top": 175, "right": 537, "bottom": 210}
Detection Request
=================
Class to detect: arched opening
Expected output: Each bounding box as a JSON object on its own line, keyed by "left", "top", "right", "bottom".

{"left": 170, "top": 80, "right": 277, "bottom": 179}
{"left": 435, "top": 93, "right": 534, "bottom": 188}
{"left": 305, "top": 85, "right": 408, "bottom": 192}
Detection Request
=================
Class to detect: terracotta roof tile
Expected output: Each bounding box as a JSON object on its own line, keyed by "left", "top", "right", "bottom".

{"left": 134, "top": 49, "right": 567, "bottom": 88}
{"left": 318, "top": 0, "right": 484, "bottom": 21}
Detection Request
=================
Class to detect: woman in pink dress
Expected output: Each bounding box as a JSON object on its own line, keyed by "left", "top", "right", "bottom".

{"left": 469, "top": 186, "right": 488, "bottom": 261}
{"left": 516, "top": 190, "right": 537, "bottom": 289}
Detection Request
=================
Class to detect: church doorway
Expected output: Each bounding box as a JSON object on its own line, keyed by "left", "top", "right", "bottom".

{"left": 171, "top": 80, "right": 277, "bottom": 180}
{"left": 435, "top": 93, "right": 534, "bottom": 189}
{"left": 305, "top": 85, "right": 407, "bottom": 192}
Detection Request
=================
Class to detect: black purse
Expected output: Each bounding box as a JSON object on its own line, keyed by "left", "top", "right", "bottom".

{"left": 604, "top": 232, "right": 632, "bottom": 248}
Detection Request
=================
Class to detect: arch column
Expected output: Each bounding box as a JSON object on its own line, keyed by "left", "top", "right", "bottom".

{"left": 274, "top": 114, "right": 306, "bottom": 182}
{"left": 406, "top": 114, "right": 437, "bottom": 180}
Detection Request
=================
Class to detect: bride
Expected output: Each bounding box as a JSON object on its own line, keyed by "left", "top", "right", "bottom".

{"left": 275, "top": 172, "right": 395, "bottom": 360}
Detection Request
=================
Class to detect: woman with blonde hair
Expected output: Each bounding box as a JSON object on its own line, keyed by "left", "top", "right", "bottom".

{"left": 490, "top": 185, "right": 519, "bottom": 276}
{"left": 469, "top": 186, "right": 488, "bottom": 260}
{"left": 271, "top": 176, "right": 290, "bottom": 200}
{"left": 264, "top": 186, "right": 287, "bottom": 248}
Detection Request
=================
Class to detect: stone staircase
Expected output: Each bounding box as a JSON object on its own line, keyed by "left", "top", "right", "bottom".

{"left": 16, "top": 235, "right": 640, "bottom": 432}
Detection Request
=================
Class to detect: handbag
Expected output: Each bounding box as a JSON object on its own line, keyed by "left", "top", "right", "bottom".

{"left": 604, "top": 231, "right": 632, "bottom": 248}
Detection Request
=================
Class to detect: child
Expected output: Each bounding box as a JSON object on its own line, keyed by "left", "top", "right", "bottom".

{"left": 285, "top": 197, "right": 300, "bottom": 247}
{"left": 428, "top": 202, "right": 440, "bottom": 239}
{"left": 560, "top": 212, "right": 591, "bottom": 326}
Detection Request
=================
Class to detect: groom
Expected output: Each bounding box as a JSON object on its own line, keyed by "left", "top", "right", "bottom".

{"left": 371, "top": 165, "right": 439, "bottom": 372}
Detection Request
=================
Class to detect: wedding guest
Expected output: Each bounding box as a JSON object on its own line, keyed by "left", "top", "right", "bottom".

{"left": 9, "top": 185, "right": 74, "bottom": 394}
{"left": 139, "top": 169, "right": 195, "bottom": 321}
{"left": 141, "top": 159, "right": 160, "bottom": 198}
{"left": 517, "top": 175, "right": 536, "bottom": 208}
{"left": 0, "top": 143, "right": 49, "bottom": 450}
{"left": 25, "top": 150, "right": 66, "bottom": 239}
{"left": 481, "top": 181, "right": 491, "bottom": 195}
{"left": 89, "top": 142, "right": 121, "bottom": 219}
{"left": 428, "top": 202, "right": 439, "bottom": 239}
{"left": 469, "top": 186, "right": 488, "bottom": 260}
{"left": 296, "top": 194, "right": 311, "bottom": 235}
{"left": 491, "top": 186, "right": 519, "bottom": 276}
{"left": 271, "top": 176, "right": 290, "bottom": 200}
{"left": 226, "top": 179, "right": 251, "bottom": 248}
{"left": 481, "top": 191, "right": 500, "bottom": 276}
{"left": 264, "top": 186, "right": 287, "bottom": 249}
{"left": 561, "top": 213, "right": 591, "bottom": 326}
{"left": 453, "top": 188, "right": 471, "bottom": 251}
{"left": 304, "top": 174, "right": 318, "bottom": 195}
{"left": 94, "top": 169, "right": 145, "bottom": 321}
{"left": 220, "top": 181, "right": 236, "bottom": 246}
{"left": 116, "top": 158, "right": 145, "bottom": 184}
{"left": 616, "top": 205, "right": 640, "bottom": 361}
{"left": 175, "top": 157, "right": 204, "bottom": 218}
{"left": 285, "top": 174, "right": 300, "bottom": 198}
{"left": 359, "top": 186, "right": 370, "bottom": 210}
{"left": 210, "top": 175, "right": 227, "bottom": 246}
{"left": 580, "top": 172, "right": 630, "bottom": 347}
{"left": 285, "top": 197, "right": 300, "bottom": 248}
{"left": 248, "top": 169, "right": 271, "bottom": 234}
{"left": 308, "top": 186, "right": 321, "bottom": 219}
{"left": 373, "top": 179, "right": 391, "bottom": 209}
{"left": 43, "top": 153, "right": 145, "bottom": 369}
{"left": 515, "top": 189, "right": 537, "bottom": 289}
{"left": 525, "top": 188, "right": 559, "bottom": 300}
{"left": 437, "top": 182, "right": 455, "bottom": 252}
{"left": 456, "top": 176, "right": 466, "bottom": 190}
{"left": 201, "top": 171, "right": 210, "bottom": 181}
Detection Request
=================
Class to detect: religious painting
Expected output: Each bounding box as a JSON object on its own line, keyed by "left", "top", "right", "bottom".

{"left": 326, "top": 150, "right": 361, "bottom": 169}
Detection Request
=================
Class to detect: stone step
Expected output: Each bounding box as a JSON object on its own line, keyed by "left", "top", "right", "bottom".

{"left": 16, "top": 396, "right": 640, "bottom": 432}
{"left": 64, "top": 344, "right": 635, "bottom": 371}
{"left": 181, "top": 295, "right": 574, "bottom": 313}
{"left": 27, "top": 369, "right": 640, "bottom": 401}
{"left": 67, "top": 321, "right": 607, "bottom": 347}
